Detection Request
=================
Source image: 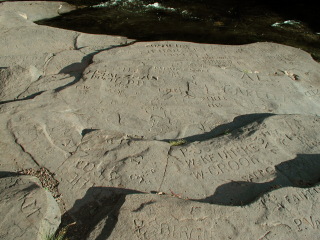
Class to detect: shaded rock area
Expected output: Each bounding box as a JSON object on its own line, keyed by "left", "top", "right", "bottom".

{"left": 1, "top": 1, "right": 320, "bottom": 240}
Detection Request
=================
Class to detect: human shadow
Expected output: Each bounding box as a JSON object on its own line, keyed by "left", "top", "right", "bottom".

{"left": 197, "top": 154, "right": 320, "bottom": 206}
{"left": 60, "top": 186, "right": 143, "bottom": 240}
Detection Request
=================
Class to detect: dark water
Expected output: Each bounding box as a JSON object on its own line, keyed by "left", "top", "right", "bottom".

{"left": 36, "top": 0, "right": 320, "bottom": 61}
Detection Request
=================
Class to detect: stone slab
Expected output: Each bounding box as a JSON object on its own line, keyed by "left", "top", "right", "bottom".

{"left": 52, "top": 114, "right": 320, "bottom": 216}
{"left": 44, "top": 50, "right": 91, "bottom": 75}
{"left": 0, "top": 2, "right": 320, "bottom": 239}
{"left": 0, "top": 121, "right": 38, "bottom": 175}
{"left": 76, "top": 33, "right": 134, "bottom": 51}
{"left": 0, "top": 65, "right": 41, "bottom": 101}
{"left": 1, "top": 39, "right": 320, "bottom": 217}
{"left": 0, "top": 175, "right": 61, "bottom": 240}
{"left": 0, "top": 1, "right": 76, "bottom": 22}
{"left": 56, "top": 41, "right": 320, "bottom": 140}
{"left": 16, "top": 73, "right": 79, "bottom": 100}
{"left": 0, "top": 3, "right": 133, "bottom": 75}
{"left": 105, "top": 183, "right": 320, "bottom": 239}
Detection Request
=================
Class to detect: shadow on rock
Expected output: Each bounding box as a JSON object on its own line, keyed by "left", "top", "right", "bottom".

{"left": 53, "top": 53, "right": 93, "bottom": 93}
{"left": 163, "top": 113, "right": 275, "bottom": 143}
{"left": 0, "top": 171, "right": 22, "bottom": 178}
{"left": 59, "top": 154, "right": 320, "bottom": 239}
{"left": 61, "top": 186, "right": 143, "bottom": 240}
{"left": 197, "top": 154, "right": 320, "bottom": 206}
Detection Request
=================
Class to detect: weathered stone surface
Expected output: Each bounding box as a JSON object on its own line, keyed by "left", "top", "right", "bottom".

{"left": 16, "top": 73, "right": 79, "bottom": 100}
{"left": 0, "top": 1, "right": 76, "bottom": 21}
{"left": 0, "top": 10, "right": 37, "bottom": 28}
{"left": 105, "top": 183, "right": 320, "bottom": 239}
{"left": 52, "top": 114, "right": 320, "bottom": 214}
{"left": 44, "top": 50, "right": 91, "bottom": 75}
{"left": 76, "top": 33, "right": 135, "bottom": 51}
{"left": 1, "top": 2, "right": 320, "bottom": 239}
{"left": 0, "top": 5, "right": 133, "bottom": 70}
{"left": 56, "top": 41, "right": 320, "bottom": 140}
{"left": 0, "top": 123, "right": 38, "bottom": 175}
{"left": 0, "top": 175, "right": 61, "bottom": 240}
{"left": 161, "top": 114, "right": 320, "bottom": 204}
{"left": 0, "top": 65, "right": 41, "bottom": 101}
{"left": 7, "top": 94, "right": 83, "bottom": 172}
{"left": 55, "top": 129, "right": 170, "bottom": 212}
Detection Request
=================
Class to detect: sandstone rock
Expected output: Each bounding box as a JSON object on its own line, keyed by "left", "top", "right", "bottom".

{"left": 0, "top": 1, "right": 76, "bottom": 22}
{"left": 0, "top": 10, "right": 37, "bottom": 28}
{"left": 16, "top": 73, "right": 80, "bottom": 100}
{"left": 0, "top": 124, "right": 38, "bottom": 175}
{"left": 76, "top": 33, "right": 135, "bottom": 52}
{"left": 0, "top": 175, "right": 61, "bottom": 240}
{"left": 0, "top": 65, "right": 41, "bottom": 102}
{"left": 57, "top": 41, "right": 320, "bottom": 140}
{"left": 1, "top": 2, "right": 320, "bottom": 239}
{"left": 0, "top": 3, "right": 133, "bottom": 73}
{"left": 106, "top": 183, "right": 320, "bottom": 239}
{"left": 1, "top": 37, "right": 320, "bottom": 221}
{"left": 0, "top": 15, "right": 78, "bottom": 71}
{"left": 52, "top": 114, "right": 320, "bottom": 217}
{"left": 44, "top": 50, "right": 91, "bottom": 75}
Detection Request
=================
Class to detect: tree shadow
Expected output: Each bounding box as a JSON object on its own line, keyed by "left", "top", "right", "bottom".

{"left": 59, "top": 153, "right": 320, "bottom": 239}
{"left": 53, "top": 42, "right": 136, "bottom": 93}
{"left": 53, "top": 53, "right": 93, "bottom": 93}
{"left": 196, "top": 154, "right": 320, "bottom": 206}
{"left": 0, "top": 171, "right": 21, "bottom": 178}
{"left": 164, "top": 112, "right": 275, "bottom": 143}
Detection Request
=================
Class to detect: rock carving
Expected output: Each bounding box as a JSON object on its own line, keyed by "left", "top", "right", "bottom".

{"left": 0, "top": 1, "right": 320, "bottom": 239}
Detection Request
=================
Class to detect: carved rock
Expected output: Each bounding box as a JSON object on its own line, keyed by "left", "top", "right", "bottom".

{"left": 0, "top": 175, "right": 61, "bottom": 240}
{"left": 1, "top": 1, "right": 320, "bottom": 239}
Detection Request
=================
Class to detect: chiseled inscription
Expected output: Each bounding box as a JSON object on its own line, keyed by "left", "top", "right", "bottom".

{"left": 240, "top": 166, "right": 275, "bottom": 182}
{"left": 21, "top": 194, "right": 41, "bottom": 218}
{"left": 177, "top": 134, "right": 278, "bottom": 179}
{"left": 305, "top": 88, "right": 320, "bottom": 97}
{"left": 294, "top": 216, "right": 320, "bottom": 232}
{"left": 133, "top": 218, "right": 214, "bottom": 239}
{"left": 263, "top": 187, "right": 320, "bottom": 233}
{"left": 204, "top": 95, "right": 227, "bottom": 108}
{"left": 224, "top": 85, "right": 286, "bottom": 103}
{"left": 59, "top": 158, "right": 107, "bottom": 190}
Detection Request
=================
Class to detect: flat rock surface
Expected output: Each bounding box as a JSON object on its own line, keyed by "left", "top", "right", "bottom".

{"left": 1, "top": 2, "right": 320, "bottom": 239}
{"left": 0, "top": 1, "right": 76, "bottom": 21}
{"left": 106, "top": 184, "right": 320, "bottom": 239}
{"left": 58, "top": 41, "right": 320, "bottom": 139}
{"left": 0, "top": 175, "right": 61, "bottom": 240}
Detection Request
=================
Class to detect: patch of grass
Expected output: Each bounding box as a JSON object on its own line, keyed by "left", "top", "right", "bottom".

{"left": 169, "top": 139, "right": 187, "bottom": 146}
{"left": 223, "top": 129, "right": 230, "bottom": 135}
{"left": 216, "top": 129, "right": 230, "bottom": 137}
{"left": 44, "top": 222, "right": 75, "bottom": 240}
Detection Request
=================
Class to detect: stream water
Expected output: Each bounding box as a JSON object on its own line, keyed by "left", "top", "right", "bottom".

{"left": 36, "top": 0, "right": 320, "bottom": 61}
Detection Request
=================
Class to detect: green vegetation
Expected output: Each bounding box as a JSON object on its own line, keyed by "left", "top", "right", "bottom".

{"left": 169, "top": 139, "right": 187, "bottom": 146}
{"left": 222, "top": 129, "right": 230, "bottom": 135}
{"left": 216, "top": 129, "right": 230, "bottom": 137}
{"left": 44, "top": 223, "right": 75, "bottom": 240}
